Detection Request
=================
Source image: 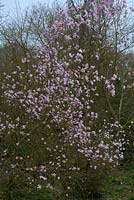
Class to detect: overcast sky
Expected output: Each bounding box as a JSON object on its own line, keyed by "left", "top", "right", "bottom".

{"left": 1, "top": 0, "right": 66, "bottom": 17}
{"left": 2, "top": 0, "right": 43, "bottom": 12}
{"left": 1, "top": 0, "right": 133, "bottom": 18}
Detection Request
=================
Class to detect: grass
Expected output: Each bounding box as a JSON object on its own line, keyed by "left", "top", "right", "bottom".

{"left": 11, "top": 191, "right": 52, "bottom": 200}
{"left": 0, "top": 189, "right": 53, "bottom": 200}
{"left": 0, "top": 162, "right": 133, "bottom": 200}
{"left": 103, "top": 162, "right": 134, "bottom": 200}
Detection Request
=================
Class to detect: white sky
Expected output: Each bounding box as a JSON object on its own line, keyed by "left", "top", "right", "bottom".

{"left": 1, "top": 0, "right": 66, "bottom": 17}
{"left": 1, "top": 0, "right": 133, "bottom": 18}
{"left": 2, "top": 0, "right": 41, "bottom": 12}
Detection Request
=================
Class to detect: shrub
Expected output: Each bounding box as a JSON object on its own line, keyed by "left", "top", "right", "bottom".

{"left": 0, "top": 0, "right": 134, "bottom": 198}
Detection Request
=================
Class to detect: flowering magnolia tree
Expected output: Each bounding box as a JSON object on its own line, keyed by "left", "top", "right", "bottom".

{"left": 0, "top": 0, "right": 134, "bottom": 199}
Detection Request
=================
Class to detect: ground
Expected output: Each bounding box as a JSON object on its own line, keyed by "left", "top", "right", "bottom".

{"left": 0, "top": 162, "right": 134, "bottom": 200}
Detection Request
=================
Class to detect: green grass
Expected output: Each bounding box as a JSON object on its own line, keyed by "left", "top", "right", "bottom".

{"left": 0, "top": 162, "right": 134, "bottom": 200}
{"left": 11, "top": 191, "right": 52, "bottom": 200}
{"left": 0, "top": 189, "right": 53, "bottom": 200}
{"left": 103, "top": 162, "right": 134, "bottom": 200}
